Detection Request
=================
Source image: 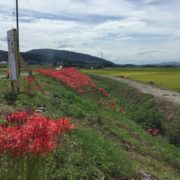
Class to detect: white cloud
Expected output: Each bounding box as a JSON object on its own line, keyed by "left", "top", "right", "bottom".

{"left": 0, "top": 0, "right": 180, "bottom": 64}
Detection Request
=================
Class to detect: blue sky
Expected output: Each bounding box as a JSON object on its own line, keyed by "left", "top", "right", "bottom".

{"left": 0, "top": 0, "right": 180, "bottom": 64}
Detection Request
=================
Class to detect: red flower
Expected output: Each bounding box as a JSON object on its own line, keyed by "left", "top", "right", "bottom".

{"left": 34, "top": 68, "right": 110, "bottom": 97}
{"left": 25, "top": 76, "right": 35, "bottom": 84}
{"left": 98, "top": 88, "right": 110, "bottom": 97}
{"left": 148, "top": 128, "right": 160, "bottom": 136}
{"left": 0, "top": 112, "right": 76, "bottom": 157}
{"left": 6, "top": 111, "right": 29, "bottom": 125}
{"left": 109, "top": 101, "right": 116, "bottom": 110}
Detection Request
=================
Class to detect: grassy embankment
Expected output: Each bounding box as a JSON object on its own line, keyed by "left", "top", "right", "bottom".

{"left": 0, "top": 73, "right": 180, "bottom": 179}
{"left": 82, "top": 67, "right": 180, "bottom": 92}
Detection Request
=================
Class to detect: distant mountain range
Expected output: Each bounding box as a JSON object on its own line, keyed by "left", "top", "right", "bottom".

{"left": 0, "top": 50, "right": 8, "bottom": 62}
{"left": 158, "top": 62, "right": 180, "bottom": 66}
{"left": 1, "top": 49, "right": 180, "bottom": 67}
{"left": 0, "top": 49, "right": 114, "bottom": 68}
{"left": 140, "top": 62, "right": 180, "bottom": 67}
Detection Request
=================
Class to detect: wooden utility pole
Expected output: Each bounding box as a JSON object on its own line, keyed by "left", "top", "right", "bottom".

{"left": 15, "top": 0, "right": 20, "bottom": 93}
{"left": 16, "top": 0, "right": 19, "bottom": 51}
{"left": 16, "top": 0, "right": 20, "bottom": 77}
{"left": 7, "top": 0, "right": 32, "bottom": 93}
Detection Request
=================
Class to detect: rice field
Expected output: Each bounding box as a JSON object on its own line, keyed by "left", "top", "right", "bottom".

{"left": 0, "top": 66, "right": 8, "bottom": 75}
{"left": 82, "top": 67, "right": 180, "bottom": 92}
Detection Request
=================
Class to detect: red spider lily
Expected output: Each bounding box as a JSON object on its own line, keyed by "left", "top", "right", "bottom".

{"left": 98, "top": 88, "right": 110, "bottom": 97}
{"left": 35, "top": 68, "right": 109, "bottom": 97}
{"left": 55, "top": 118, "right": 76, "bottom": 132}
{"left": 0, "top": 112, "right": 76, "bottom": 156}
{"left": 109, "top": 101, "right": 116, "bottom": 110}
{"left": 148, "top": 128, "right": 160, "bottom": 136}
{"left": 6, "top": 111, "right": 29, "bottom": 125}
{"left": 25, "top": 76, "right": 35, "bottom": 84}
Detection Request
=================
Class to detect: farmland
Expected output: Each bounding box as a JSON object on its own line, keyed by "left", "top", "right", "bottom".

{"left": 0, "top": 68, "right": 180, "bottom": 179}
{"left": 0, "top": 65, "right": 8, "bottom": 76}
{"left": 82, "top": 67, "right": 180, "bottom": 92}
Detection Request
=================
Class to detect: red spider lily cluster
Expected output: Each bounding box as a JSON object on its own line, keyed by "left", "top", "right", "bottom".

{"left": 109, "top": 101, "right": 117, "bottom": 110}
{"left": 24, "top": 76, "right": 43, "bottom": 95}
{"left": 97, "top": 98, "right": 126, "bottom": 113}
{"left": 35, "top": 68, "right": 126, "bottom": 112}
{"left": 25, "top": 76, "right": 35, "bottom": 84}
{"left": 35, "top": 68, "right": 109, "bottom": 96}
{"left": 0, "top": 111, "right": 75, "bottom": 157}
{"left": 5, "top": 111, "right": 28, "bottom": 126}
{"left": 98, "top": 87, "right": 110, "bottom": 97}
{"left": 148, "top": 128, "right": 160, "bottom": 136}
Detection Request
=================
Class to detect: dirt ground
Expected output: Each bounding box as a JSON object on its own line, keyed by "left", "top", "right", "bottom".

{"left": 101, "top": 75, "right": 180, "bottom": 106}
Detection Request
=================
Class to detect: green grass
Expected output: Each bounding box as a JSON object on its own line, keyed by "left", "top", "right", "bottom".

{"left": 0, "top": 74, "right": 180, "bottom": 179}
{"left": 82, "top": 67, "right": 180, "bottom": 92}
{"left": 92, "top": 75, "right": 180, "bottom": 147}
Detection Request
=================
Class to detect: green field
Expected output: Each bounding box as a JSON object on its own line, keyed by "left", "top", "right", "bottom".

{"left": 82, "top": 68, "right": 180, "bottom": 92}
{"left": 0, "top": 66, "right": 8, "bottom": 75}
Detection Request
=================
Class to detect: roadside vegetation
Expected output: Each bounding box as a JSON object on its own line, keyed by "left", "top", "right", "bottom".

{"left": 92, "top": 75, "right": 180, "bottom": 147}
{"left": 0, "top": 68, "right": 179, "bottom": 179}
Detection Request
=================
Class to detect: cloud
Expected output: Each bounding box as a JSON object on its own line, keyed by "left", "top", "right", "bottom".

{"left": 0, "top": 0, "right": 180, "bottom": 64}
{"left": 0, "top": 37, "right": 7, "bottom": 42}
{"left": 136, "top": 49, "right": 160, "bottom": 55}
{"left": 54, "top": 40, "right": 75, "bottom": 49}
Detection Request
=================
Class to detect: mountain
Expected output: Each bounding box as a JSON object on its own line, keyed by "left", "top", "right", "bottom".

{"left": 26, "top": 49, "right": 114, "bottom": 67}
{"left": 0, "top": 50, "right": 8, "bottom": 62}
{"left": 159, "top": 62, "right": 180, "bottom": 66}
{"left": 0, "top": 49, "right": 114, "bottom": 68}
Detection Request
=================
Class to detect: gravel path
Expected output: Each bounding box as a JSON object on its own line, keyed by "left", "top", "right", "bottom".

{"left": 101, "top": 75, "right": 180, "bottom": 106}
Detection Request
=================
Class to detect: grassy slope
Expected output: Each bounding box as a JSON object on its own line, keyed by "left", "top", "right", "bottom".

{"left": 0, "top": 75, "right": 180, "bottom": 180}
{"left": 82, "top": 68, "right": 180, "bottom": 92}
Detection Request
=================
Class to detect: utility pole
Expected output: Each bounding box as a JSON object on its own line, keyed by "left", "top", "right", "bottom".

{"left": 16, "top": 0, "right": 20, "bottom": 78}
{"left": 16, "top": 0, "right": 20, "bottom": 93}
{"left": 16, "top": 0, "right": 19, "bottom": 52}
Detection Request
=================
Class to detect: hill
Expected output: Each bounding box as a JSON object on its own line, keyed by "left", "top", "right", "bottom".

{"left": 159, "top": 61, "right": 180, "bottom": 67}
{"left": 0, "top": 50, "right": 8, "bottom": 62}
{"left": 0, "top": 49, "right": 114, "bottom": 67}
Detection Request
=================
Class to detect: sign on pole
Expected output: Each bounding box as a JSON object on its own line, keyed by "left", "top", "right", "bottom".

{"left": 7, "top": 29, "right": 19, "bottom": 81}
